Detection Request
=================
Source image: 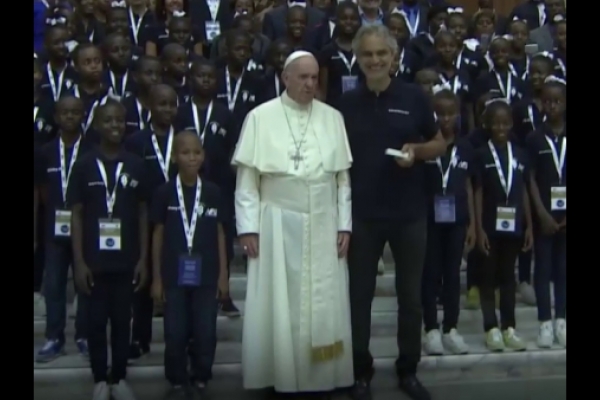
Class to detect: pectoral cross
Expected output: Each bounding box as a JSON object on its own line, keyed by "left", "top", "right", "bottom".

{"left": 290, "top": 149, "right": 304, "bottom": 170}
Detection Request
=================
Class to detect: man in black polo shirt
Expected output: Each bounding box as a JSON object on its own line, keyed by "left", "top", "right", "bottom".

{"left": 338, "top": 25, "right": 446, "bottom": 400}
{"left": 69, "top": 100, "right": 149, "bottom": 400}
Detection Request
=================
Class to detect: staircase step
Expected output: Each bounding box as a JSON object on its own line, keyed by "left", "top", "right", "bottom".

{"left": 34, "top": 299, "right": 541, "bottom": 342}
{"left": 34, "top": 326, "right": 565, "bottom": 373}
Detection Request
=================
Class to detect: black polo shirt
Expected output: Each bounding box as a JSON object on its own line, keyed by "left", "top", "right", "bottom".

{"left": 424, "top": 138, "right": 475, "bottom": 225}
{"left": 140, "top": 22, "right": 205, "bottom": 56}
{"left": 512, "top": 99, "right": 544, "bottom": 146}
{"left": 473, "top": 141, "right": 529, "bottom": 238}
{"left": 317, "top": 42, "right": 363, "bottom": 105}
{"left": 102, "top": 68, "right": 136, "bottom": 100}
{"left": 39, "top": 136, "right": 93, "bottom": 242}
{"left": 525, "top": 125, "right": 567, "bottom": 221}
{"left": 34, "top": 95, "right": 56, "bottom": 145}
{"left": 474, "top": 70, "right": 525, "bottom": 105}
{"left": 256, "top": 69, "right": 285, "bottom": 105}
{"left": 150, "top": 179, "right": 224, "bottom": 289}
{"left": 175, "top": 100, "right": 235, "bottom": 191}
{"left": 67, "top": 148, "right": 148, "bottom": 273}
{"left": 338, "top": 79, "right": 438, "bottom": 222}
{"left": 40, "top": 62, "right": 77, "bottom": 103}
{"left": 123, "top": 127, "right": 179, "bottom": 201}
{"left": 215, "top": 67, "right": 261, "bottom": 133}
{"left": 123, "top": 95, "right": 152, "bottom": 136}
{"left": 407, "top": 33, "right": 435, "bottom": 65}
{"left": 392, "top": 47, "right": 421, "bottom": 84}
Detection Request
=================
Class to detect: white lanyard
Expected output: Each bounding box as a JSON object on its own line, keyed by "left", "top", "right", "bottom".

{"left": 41, "top": 0, "right": 49, "bottom": 7}
{"left": 88, "top": 29, "right": 95, "bottom": 43}
{"left": 73, "top": 86, "right": 103, "bottom": 133}
{"left": 527, "top": 105, "right": 546, "bottom": 129}
{"left": 34, "top": 106, "right": 39, "bottom": 123}
{"left": 495, "top": 72, "right": 512, "bottom": 102}
{"left": 509, "top": 57, "right": 529, "bottom": 80}
{"left": 274, "top": 74, "right": 281, "bottom": 96}
{"left": 537, "top": 3, "right": 546, "bottom": 26}
{"left": 439, "top": 74, "right": 460, "bottom": 94}
{"left": 176, "top": 175, "right": 202, "bottom": 253}
{"left": 136, "top": 99, "right": 150, "bottom": 130}
{"left": 544, "top": 135, "right": 566, "bottom": 183}
{"left": 207, "top": 0, "right": 220, "bottom": 21}
{"left": 337, "top": 51, "right": 356, "bottom": 75}
{"left": 109, "top": 71, "right": 128, "bottom": 97}
{"left": 556, "top": 58, "right": 566, "bottom": 77}
{"left": 192, "top": 101, "right": 213, "bottom": 142}
{"left": 128, "top": 7, "right": 145, "bottom": 45}
{"left": 455, "top": 50, "right": 463, "bottom": 70}
{"left": 436, "top": 146, "right": 457, "bottom": 194}
{"left": 59, "top": 137, "right": 81, "bottom": 203}
{"left": 225, "top": 69, "right": 243, "bottom": 111}
{"left": 328, "top": 20, "right": 335, "bottom": 37}
{"left": 488, "top": 141, "right": 514, "bottom": 202}
{"left": 151, "top": 127, "right": 174, "bottom": 181}
{"left": 407, "top": 11, "right": 420, "bottom": 38}
{"left": 47, "top": 63, "right": 65, "bottom": 101}
{"left": 96, "top": 160, "right": 124, "bottom": 217}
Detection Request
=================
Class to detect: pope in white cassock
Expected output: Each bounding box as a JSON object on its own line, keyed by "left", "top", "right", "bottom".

{"left": 233, "top": 50, "right": 355, "bottom": 394}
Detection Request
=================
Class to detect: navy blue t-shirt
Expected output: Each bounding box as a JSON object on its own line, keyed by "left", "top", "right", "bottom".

{"left": 150, "top": 179, "right": 224, "bottom": 289}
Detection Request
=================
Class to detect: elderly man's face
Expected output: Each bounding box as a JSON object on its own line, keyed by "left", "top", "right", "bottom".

{"left": 282, "top": 57, "right": 319, "bottom": 104}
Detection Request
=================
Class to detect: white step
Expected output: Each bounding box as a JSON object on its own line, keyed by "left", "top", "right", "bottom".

{"left": 34, "top": 326, "right": 566, "bottom": 373}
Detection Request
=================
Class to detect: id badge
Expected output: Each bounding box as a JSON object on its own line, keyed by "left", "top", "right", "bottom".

{"left": 99, "top": 218, "right": 121, "bottom": 250}
{"left": 495, "top": 206, "right": 516, "bottom": 232}
{"left": 54, "top": 210, "right": 72, "bottom": 237}
{"left": 341, "top": 76, "right": 358, "bottom": 92}
{"left": 205, "top": 21, "right": 220, "bottom": 42}
{"left": 178, "top": 254, "right": 202, "bottom": 287}
{"left": 434, "top": 195, "right": 456, "bottom": 223}
{"left": 550, "top": 186, "right": 566, "bottom": 210}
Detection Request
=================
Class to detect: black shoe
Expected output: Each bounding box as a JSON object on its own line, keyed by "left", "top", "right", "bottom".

{"left": 164, "top": 385, "right": 194, "bottom": 399}
{"left": 349, "top": 380, "right": 372, "bottom": 400}
{"left": 128, "top": 341, "right": 150, "bottom": 361}
{"left": 398, "top": 374, "right": 431, "bottom": 400}
{"left": 219, "top": 298, "right": 241, "bottom": 317}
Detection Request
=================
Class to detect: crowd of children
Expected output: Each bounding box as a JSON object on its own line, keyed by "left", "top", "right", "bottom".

{"left": 33, "top": 1, "right": 566, "bottom": 399}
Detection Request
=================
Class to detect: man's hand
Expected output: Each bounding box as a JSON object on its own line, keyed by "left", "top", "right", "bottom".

{"left": 240, "top": 234, "right": 259, "bottom": 258}
{"left": 133, "top": 261, "right": 148, "bottom": 292}
{"left": 75, "top": 264, "right": 94, "bottom": 295}
{"left": 395, "top": 144, "right": 415, "bottom": 168}
{"left": 337, "top": 232, "right": 350, "bottom": 258}
{"left": 539, "top": 211, "right": 560, "bottom": 235}
{"left": 477, "top": 229, "right": 490, "bottom": 256}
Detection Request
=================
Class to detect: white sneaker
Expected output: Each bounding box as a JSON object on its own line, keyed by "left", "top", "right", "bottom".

{"left": 92, "top": 382, "right": 111, "bottom": 400}
{"left": 537, "top": 321, "right": 554, "bottom": 348}
{"left": 33, "top": 292, "right": 45, "bottom": 318}
{"left": 423, "top": 329, "right": 444, "bottom": 355}
{"left": 485, "top": 328, "right": 505, "bottom": 351}
{"left": 112, "top": 380, "right": 137, "bottom": 400}
{"left": 555, "top": 319, "right": 566, "bottom": 348}
{"left": 443, "top": 329, "right": 469, "bottom": 354}
{"left": 377, "top": 257, "right": 385, "bottom": 275}
{"left": 518, "top": 282, "right": 536, "bottom": 305}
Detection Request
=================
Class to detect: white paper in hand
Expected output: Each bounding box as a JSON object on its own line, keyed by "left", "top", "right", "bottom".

{"left": 385, "top": 148, "right": 410, "bottom": 160}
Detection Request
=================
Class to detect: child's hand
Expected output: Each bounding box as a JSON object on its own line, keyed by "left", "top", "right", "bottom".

{"left": 151, "top": 279, "right": 164, "bottom": 304}
{"left": 539, "top": 211, "right": 560, "bottom": 235}
{"left": 133, "top": 261, "right": 148, "bottom": 292}
{"left": 218, "top": 273, "right": 229, "bottom": 300}
{"left": 464, "top": 224, "right": 476, "bottom": 254}
{"left": 522, "top": 228, "right": 534, "bottom": 252}
{"left": 75, "top": 264, "right": 94, "bottom": 295}
{"left": 477, "top": 229, "right": 490, "bottom": 256}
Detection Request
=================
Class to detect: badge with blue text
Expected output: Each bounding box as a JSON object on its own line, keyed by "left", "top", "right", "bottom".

{"left": 341, "top": 76, "right": 358, "bottom": 92}
{"left": 99, "top": 218, "right": 121, "bottom": 250}
{"left": 495, "top": 206, "right": 516, "bottom": 232}
{"left": 550, "top": 186, "right": 566, "bottom": 210}
{"left": 178, "top": 254, "right": 202, "bottom": 286}
{"left": 54, "top": 210, "right": 72, "bottom": 237}
{"left": 434, "top": 195, "right": 456, "bottom": 223}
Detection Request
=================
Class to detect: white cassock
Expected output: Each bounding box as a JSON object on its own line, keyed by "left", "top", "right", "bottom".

{"left": 233, "top": 91, "right": 354, "bottom": 392}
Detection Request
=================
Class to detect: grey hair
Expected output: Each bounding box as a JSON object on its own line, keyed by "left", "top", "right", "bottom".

{"left": 351, "top": 25, "right": 399, "bottom": 55}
